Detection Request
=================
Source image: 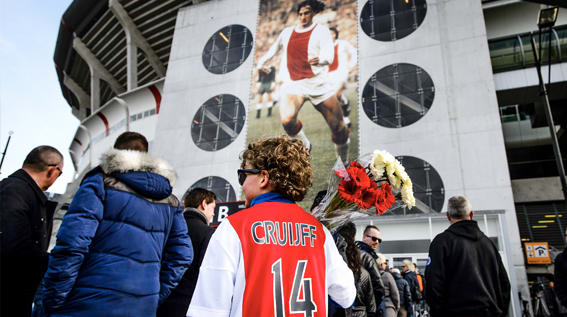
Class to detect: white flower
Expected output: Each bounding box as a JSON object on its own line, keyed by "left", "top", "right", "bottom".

{"left": 401, "top": 179, "right": 415, "bottom": 209}
{"left": 370, "top": 149, "right": 415, "bottom": 208}
{"left": 386, "top": 162, "right": 400, "bottom": 189}
{"left": 370, "top": 150, "right": 395, "bottom": 181}
{"left": 399, "top": 169, "right": 411, "bottom": 183}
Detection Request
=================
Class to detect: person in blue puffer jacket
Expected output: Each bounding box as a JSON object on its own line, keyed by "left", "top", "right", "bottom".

{"left": 41, "top": 132, "right": 193, "bottom": 316}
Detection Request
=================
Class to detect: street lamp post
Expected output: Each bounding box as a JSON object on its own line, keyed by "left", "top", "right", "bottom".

{"left": 0, "top": 131, "right": 14, "bottom": 175}
{"left": 528, "top": 7, "right": 567, "bottom": 201}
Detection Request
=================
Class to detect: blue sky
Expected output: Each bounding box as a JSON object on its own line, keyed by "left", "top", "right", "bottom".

{"left": 0, "top": 0, "right": 77, "bottom": 193}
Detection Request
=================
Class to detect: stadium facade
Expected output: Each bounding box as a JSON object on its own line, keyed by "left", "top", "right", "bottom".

{"left": 53, "top": 0, "right": 567, "bottom": 315}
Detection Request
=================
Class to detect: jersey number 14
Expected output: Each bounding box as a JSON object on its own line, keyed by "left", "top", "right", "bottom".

{"left": 272, "top": 259, "right": 318, "bottom": 317}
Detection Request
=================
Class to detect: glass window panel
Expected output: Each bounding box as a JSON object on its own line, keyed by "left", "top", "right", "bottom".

{"left": 211, "top": 36, "right": 229, "bottom": 51}
{"left": 212, "top": 50, "right": 228, "bottom": 65}
{"left": 519, "top": 34, "right": 536, "bottom": 67}
{"left": 361, "top": 0, "right": 427, "bottom": 42}
{"left": 227, "top": 47, "right": 245, "bottom": 64}
{"left": 202, "top": 25, "right": 253, "bottom": 74}
{"left": 220, "top": 105, "right": 240, "bottom": 122}
{"left": 489, "top": 37, "right": 523, "bottom": 72}
{"left": 375, "top": 75, "right": 397, "bottom": 92}
{"left": 363, "top": 63, "right": 434, "bottom": 128}
{"left": 188, "top": 176, "right": 236, "bottom": 202}
{"left": 208, "top": 64, "right": 224, "bottom": 74}
{"left": 191, "top": 94, "right": 246, "bottom": 151}
{"left": 383, "top": 156, "right": 445, "bottom": 216}
{"left": 558, "top": 28, "right": 567, "bottom": 62}
{"left": 229, "top": 31, "right": 246, "bottom": 45}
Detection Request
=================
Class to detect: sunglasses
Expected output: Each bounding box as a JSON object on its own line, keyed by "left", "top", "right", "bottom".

{"left": 366, "top": 234, "right": 382, "bottom": 243}
{"left": 237, "top": 169, "right": 261, "bottom": 185}
{"left": 48, "top": 164, "right": 63, "bottom": 176}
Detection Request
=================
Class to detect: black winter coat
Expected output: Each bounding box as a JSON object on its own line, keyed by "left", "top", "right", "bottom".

{"left": 555, "top": 249, "right": 567, "bottom": 308}
{"left": 392, "top": 271, "right": 412, "bottom": 308}
{"left": 402, "top": 270, "right": 420, "bottom": 302}
{"left": 0, "top": 169, "right": 56, "bottom": 317}
{"left": 158, "top": 207, "right": 214, "bottom": 317}
{"left": 350, "top": 267, "right": 376, "bottom": 317}
{"left": 357, "top": 241, "right": 385, "bottom": 308}
{"left": 425, "top": 220, "right": 511, "bottom": 317}
{"left": 332, "top": 235, "right": 376, "bottom": 317}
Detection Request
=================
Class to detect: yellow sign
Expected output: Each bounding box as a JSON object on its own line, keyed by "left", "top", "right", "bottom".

{"left": 524, "top": 242, "right": 551, "bottom": 265}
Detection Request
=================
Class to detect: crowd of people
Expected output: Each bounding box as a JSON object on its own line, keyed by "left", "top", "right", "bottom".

{"left": 0, "top": 3, "right": 564, "bottom": 314}
{"left": 3, "top": 127, "right": 536, "bottom": 317}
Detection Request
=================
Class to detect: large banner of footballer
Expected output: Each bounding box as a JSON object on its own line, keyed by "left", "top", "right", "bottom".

{"left": 247, "top": 0, "right": 359, "bottom": 208}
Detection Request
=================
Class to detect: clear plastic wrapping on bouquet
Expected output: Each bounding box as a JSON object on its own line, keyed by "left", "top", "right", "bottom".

{"left": 310, "top": 157, "right": 407, "bottom": 232}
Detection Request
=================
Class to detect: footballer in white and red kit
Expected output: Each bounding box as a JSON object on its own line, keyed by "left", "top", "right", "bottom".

{"left": 328, "top": 27, "right": 357, "bottom": 127}
{"left": 256, "top": 0, "right": 350, "bottom": 163}
{"left": 187, "top": 136, "right": 356, "bottom": 317}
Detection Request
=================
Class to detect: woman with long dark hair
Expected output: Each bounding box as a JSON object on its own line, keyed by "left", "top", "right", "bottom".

{"left": 337, "top": 222, "right": 376, "bottom": 317}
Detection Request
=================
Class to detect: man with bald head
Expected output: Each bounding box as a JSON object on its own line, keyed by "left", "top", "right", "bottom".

{"left": 425, "top": 195, "right": 511, "bottom": 317}
{"left": 0, "top": 145, "right": 64, "bottom": 316}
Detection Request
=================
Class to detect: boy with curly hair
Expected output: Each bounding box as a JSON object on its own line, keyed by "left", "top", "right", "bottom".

{"left": 188, "top": 135, "right": 355, "bottom": 317}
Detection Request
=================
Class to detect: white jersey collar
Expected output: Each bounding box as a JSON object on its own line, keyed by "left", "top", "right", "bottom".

{"left": 294, "top": 23, "right": 317, "bottom": 33}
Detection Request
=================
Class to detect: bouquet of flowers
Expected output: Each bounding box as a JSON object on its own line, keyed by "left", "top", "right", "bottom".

{"left": 311, "top": 150, "right": 416, "bottom": 231}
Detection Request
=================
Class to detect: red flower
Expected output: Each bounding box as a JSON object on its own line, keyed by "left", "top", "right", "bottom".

{"left": 383, "top": 183, "right": 395, "bottom": 205}
{"left": 346, "top": 161, "right": 372, "bottom": 190}
{"left": 358, "top": 186, "right": 379, "bottom": 209}
{"left": 338, "top": 178, "right": 362, "bottom": 203}
{"left": 336, "top": 160, "right": 394, "bottom": 212}
{"left": 375, "top": 183, "right": 395, "bottom": 215}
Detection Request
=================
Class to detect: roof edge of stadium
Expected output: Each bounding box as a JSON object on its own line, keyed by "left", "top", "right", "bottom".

{"left": 54, "top": 0, "right": 110, "bottom": 110}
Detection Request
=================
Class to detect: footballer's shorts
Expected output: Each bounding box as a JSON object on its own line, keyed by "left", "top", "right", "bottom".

{"left": 280, "top": 74, "right": 335, "bottom": 106}
{"left": 257, "top": 82, "right": 272, "bottom": 94}
{"left": 327, "top": 68, "right": 349, "bottom": 92}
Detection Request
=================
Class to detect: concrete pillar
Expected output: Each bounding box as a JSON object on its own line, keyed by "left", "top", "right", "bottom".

{"left": 90, "top": 68, "right": 100, "bottom": 111}
{"left": 126, "top": 31, "right": 138, "bottom": 91}
{"left": 63, "top": 73, "right": 91, "bottom": 116}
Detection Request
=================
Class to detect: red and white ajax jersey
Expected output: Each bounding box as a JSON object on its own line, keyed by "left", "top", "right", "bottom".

{"left": 187, "top": 201, "right": 355, "bottom": 317}
{"left": 257, "top": 23, "right": 335, "bottom": 83}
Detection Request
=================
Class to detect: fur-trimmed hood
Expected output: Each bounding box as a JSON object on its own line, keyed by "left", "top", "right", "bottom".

{"left": 100, "top": 149, "right": 176, "bottom": 186}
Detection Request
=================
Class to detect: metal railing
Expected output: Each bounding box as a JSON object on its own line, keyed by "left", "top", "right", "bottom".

{"left": 489, "top": 25, "right": 567, "bottom": 73}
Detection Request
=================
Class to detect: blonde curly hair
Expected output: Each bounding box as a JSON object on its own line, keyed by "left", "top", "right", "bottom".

{"left": 241, "top": 135, "right": 312, "bottom": 201}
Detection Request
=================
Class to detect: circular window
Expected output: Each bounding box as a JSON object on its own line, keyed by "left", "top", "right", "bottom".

{"left": 202, "top": 25, "right": 253, "bottom": 74}
{"left": 362, "top": 63, "right": 434, "bottom": 128}
{"left": 191, "top": 94, "right": 246, "bottom": 151}
{"left": 393, "top": 156, "right": 444, "bottom": 215}
{"left": 186, "top": 176, "right": 237, "bottom": 203}
{"left": 360, "top": 0, "right": 427, "bottom": 42}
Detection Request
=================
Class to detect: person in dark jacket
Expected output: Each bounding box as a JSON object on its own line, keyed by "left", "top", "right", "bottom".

{"left": 425, "top": 195, "right": 511, "bottom": 317}
{"left": 357, "top": 225, "right": 382, "bottom": 258}
{"left": 337, "top": 222, "right": 377, "bottom": 317}
{"left": 0, "top": 146, "right": 63, "bottom": 317}
{"left": 555, "top": 230, "right": 567, "bottom": 311}
{"left": 158, "top": 188, "right": 216, "bottom": 317}
{"left": 392, "top": 268, "right": 412, "bottom": 317}
{"left": 377, "top": 253, "right": 399, "bottom": 317}
{"left": 401, "top": 259, "right": 420, "bottom": 316}
{"left": 42, "top": 132, "right": 193, "bottom": 316}
{"left": 357, "top": 225, "right": 386, "bottom": 308}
